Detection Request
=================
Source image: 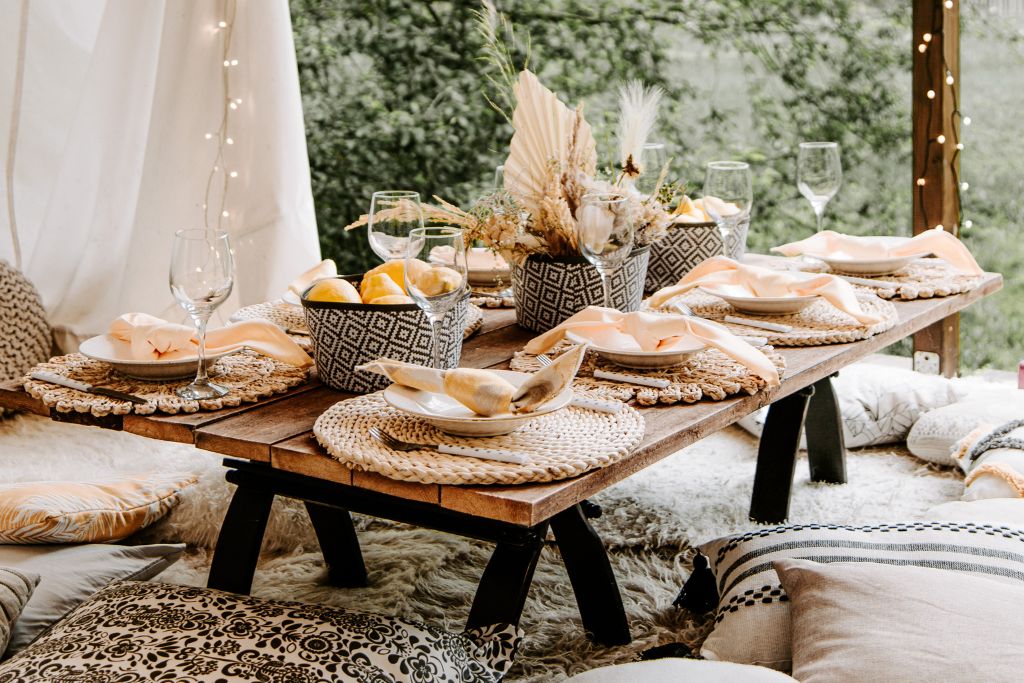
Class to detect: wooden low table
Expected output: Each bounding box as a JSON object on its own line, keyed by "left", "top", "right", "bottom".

{"left": 0, "top": 273, "right": 1001, "bottom": 646}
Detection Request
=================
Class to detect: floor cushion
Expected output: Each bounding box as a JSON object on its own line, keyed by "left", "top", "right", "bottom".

{"left": 908, "top": 395, "right": 1024, "bottom": 466}
{"left": 0, "top": 580, "right": 522, "bottom": 682}
{"left": 0, "top": 542, "right": 184, "bottom": 657}
{"left": 955, "top": 419, "right": 1024, "bottom": 500}
{"left": 0, "top": 474, "right": 197, "bottom": 544}
{"left": 564, "top": 658, "right": 796, "bottom": 682}
{"left": 683, "top": 521, "right": 1024, "bottom": 670}
{"left": 0, "top": 260, "right": 50, "bottom": 387}
{"left": 924, "top": 498, "right": 1024, "bottom": 526}
{"left": 737, "top": 362, "right": 962, "bottom": 449}
{"left": 778, "top": 558, "right": 1024, "bottom": 683}
{"left": 0, "top": 568, "right": 38, "bottom": 655}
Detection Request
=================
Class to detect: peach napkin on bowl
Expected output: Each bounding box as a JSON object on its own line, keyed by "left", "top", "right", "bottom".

{"left": 524, "top": 306, "right": 780, "bottom": 387}
{"left": 109, "top": 313, "right": 312, "bottom": 367}
{"left": 771, "top": 227, "right": 983, "bottom": 275}
{"left": 285, "top": 259, "right": 338, "bottom": 301}
{"left": 647, "top": 256, "right": 882, "bottom": 325}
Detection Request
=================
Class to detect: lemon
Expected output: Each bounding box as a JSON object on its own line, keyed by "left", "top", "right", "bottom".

{"left": 360, "top": 259, "right": 429, "bottom": 297}
{"left": 414, "top": 266, "right": 462, "bottom": 297}
{"left": 304, "top": 278, "right": 361, "bottom": 304}
{"left": 360, "top": 272, "right": 406, "bottom": 303}
{"left": 368, "top": 294, "right": 414, "bottom": 305}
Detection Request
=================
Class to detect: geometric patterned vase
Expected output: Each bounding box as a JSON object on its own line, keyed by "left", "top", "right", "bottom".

{"left": 510, "top": 247, "right": 650, "bottom": 333}
{"left": 302, "top": 277, "right": 468, "bottom": 393}
{"left": 644, "top": 219, "right": 749, "bottom": 294}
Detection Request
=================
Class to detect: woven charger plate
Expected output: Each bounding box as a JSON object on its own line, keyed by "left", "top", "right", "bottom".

{"left": 23, "top": 351, "right": 309, "bottom": 417}
{"left": 651, "top": 290, "right": 898, "bottom": 347}
{"left": 512, "top": 342, "right": 786, "bottom": 406}
{"left": 469, "top": 284, "right": 514, "bottom": 309}
{"left": 836, "top": 258, "right": 985, "bottom": 300}
{"left": 314, "top": 393, "right": 645, "bottom": 486}
{"left": 231, "top": 301, "right": 484, "bottom": 340}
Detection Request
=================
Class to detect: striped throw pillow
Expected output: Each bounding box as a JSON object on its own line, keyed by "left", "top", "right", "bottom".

{"left": 0, "top": 567, "right": 39, "bottom": 653}
{"left": 689, "top": 522, "right": 1024, "bottom": 670}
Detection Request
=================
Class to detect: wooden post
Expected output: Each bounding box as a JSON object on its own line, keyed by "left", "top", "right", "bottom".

{"left": 912, "top": 0, "right": 961, "bottom": 377}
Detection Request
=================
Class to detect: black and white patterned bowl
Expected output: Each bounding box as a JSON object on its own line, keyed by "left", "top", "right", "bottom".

{"left": 644, "top": 219, "right": 749, "bottom": 294}
{"left": 301, "top": 276, "right": 468, "bottom": 393}
{"left": 510, "top": 247, "right": 650, "bottom": 333}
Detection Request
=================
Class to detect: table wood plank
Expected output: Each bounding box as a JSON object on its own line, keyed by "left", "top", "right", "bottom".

{"left": 0, "top": 380, "right": 50, "bottom": 416}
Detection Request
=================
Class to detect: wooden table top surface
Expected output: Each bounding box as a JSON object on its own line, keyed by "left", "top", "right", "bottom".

{"left": 0, "top": 273, "right": 1002, "bottom": 527}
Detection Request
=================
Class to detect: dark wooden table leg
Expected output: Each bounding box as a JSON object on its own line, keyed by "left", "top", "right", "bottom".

{"left": 466, "top": 524, "right": 548, "bottom": 632}
{"left": 551, "top": 503, "right": 631, "bottom": 646}
{"left": 207, "top": 472, "right": 274, "bottom": 594}
{"left": 804, "top": 375, "right": 847, "bottom": 485}
{"left": 304, "top": 502, "right": 368, "bottom": 587}
{"left": 749, "top": 386, "right": 815, "bottom": 524}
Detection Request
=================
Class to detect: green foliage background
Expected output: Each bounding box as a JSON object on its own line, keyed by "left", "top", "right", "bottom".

{"left": 290, "top": 0, "right": 1024, "bottom": 371}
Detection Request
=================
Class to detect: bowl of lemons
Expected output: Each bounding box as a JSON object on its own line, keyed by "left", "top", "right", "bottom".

{"left": 300, "top": 260, "right": 469, "bottom": 393}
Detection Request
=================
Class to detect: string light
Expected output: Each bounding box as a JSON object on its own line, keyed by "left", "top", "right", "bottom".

{"left": 961, "top": 182, "right": 969, "bottom": 191}
{"left": 202, "top": 0, "right": 239, "bottom": 231}
{"left": 225, "top": 137, "right": 234, "bottom": 145}
{"left": 923, "top": 33, "right": 932, "bottom": 42}
{"left": 917, "top": 178, "right": 927, "bottom": 186}
{"left": 927, "top": 89, "right": 936, "bottom": 99}
{"left": 935, "top": 224, "right": 944, "bottom": 230}
{"left": 946, "top": 73, "right": 955, "bottom": 85}
{"left": 956, "top": 143, "right": 964, "bottom": 150}
{"left": 944, "top": 0, "right": 953, "bottom": 8}
{"left": 229, "top": 171, "right": 238, "bottom": 178}
{"left": 218, "top": 20, "right": 227, "bottom": 28}
{"left": 918, "top": 43, "right": 928, "bottom": 53}
{"left": 204, "top": 133, "right": 213, "bottom": 140}
{"left": 964, "top": 219, "right": 973, "bottom": 228}
{"left": 963, "top": 116, "right": 971, "bottom": 125}
{"left": 937, "top": 134, "right": 946, "bottom": 144}
{"left": 222, "top": 210, "right": 230, "bottom": 218}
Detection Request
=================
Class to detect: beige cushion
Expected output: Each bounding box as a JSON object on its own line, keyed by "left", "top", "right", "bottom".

{"left": 777, "top": 558, "right": 1024, "bottom": 683}
{"left": 565, "top": 659, "right": 796, "bottom": 682}
{"left": 925, "top": 499, "right": 1024, "bottom": 526}
{"left": 0, "top": 568, "right": 39, "bottom": 655}
{"left": 0, "top": 543, "right": 184, "bottom": 657}
{"left": 0, "top": 473, "right": 196, "bottom": 543}
{"left": 908, "top": 394, "right": 1024, "bottom": 466}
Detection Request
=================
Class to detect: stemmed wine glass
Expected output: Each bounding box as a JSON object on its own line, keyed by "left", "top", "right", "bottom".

{"left": 169, "top": 229, "right": 234, "bottom": 399}
{"left": 577, "top": 192, "right": 635, "bottom": 309}
{"left": 797, "top": 142, "right": 842, "bottom": 234}
{"left": 637, "top": 142, "right": 668, "bottom": 196}
{"left": 367, "top": 190, "right": 424, "bottom": 262}
{"left": 405, "top": 227, "right": 468, "bottom": 369}
{"left": 703, "top": 161, "right": 753, "bottom": 257}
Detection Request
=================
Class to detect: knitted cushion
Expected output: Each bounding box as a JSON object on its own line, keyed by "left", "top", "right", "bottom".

{"left": 0, "top": 261, "right": 50, "bottom": 383}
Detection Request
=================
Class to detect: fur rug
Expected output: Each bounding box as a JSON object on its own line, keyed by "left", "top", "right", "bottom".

{"left": 0, "top": 412, "right": 965, "bottom": 680}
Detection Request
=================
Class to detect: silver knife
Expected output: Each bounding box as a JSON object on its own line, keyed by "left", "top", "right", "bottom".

{"left": 29, "top": 371, "right": 148, "bottom": 405}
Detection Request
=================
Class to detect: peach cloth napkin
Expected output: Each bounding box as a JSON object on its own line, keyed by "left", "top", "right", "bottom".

{"left": 524, "top": 306, "right": 780, "bottom": 387}
{"left": 286, "top": 259, "right": 338, "bottom": 300}
{"left": 647, "top": 256, "right": 882, "bottom": 325}
{"left": 771, "top": 227, "right": 983, "bottom": 275}
{"left": 109, "top": 313, "right": 312, "bottom": 367}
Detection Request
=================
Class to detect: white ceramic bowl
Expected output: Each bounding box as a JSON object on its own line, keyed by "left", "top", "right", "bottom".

{"left": 381, "top": 369, "right": 573, "bottom": 437}
{"left": 699, "top": 286, "right": 819, "bottom": 316}
{"left": 565, "top": 331, "right": 705, "bottom": 369}
{"left": 79, "top": 334, "right": 236, "bottom": 381}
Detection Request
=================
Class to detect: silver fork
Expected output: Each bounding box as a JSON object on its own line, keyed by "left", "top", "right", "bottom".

{"left": 368, "top": 426, "right": 526, "bottom": 464}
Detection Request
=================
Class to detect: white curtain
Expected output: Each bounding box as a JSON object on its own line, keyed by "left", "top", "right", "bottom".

{"left": 0, "top": 0, "right": 320, "bottom": 351}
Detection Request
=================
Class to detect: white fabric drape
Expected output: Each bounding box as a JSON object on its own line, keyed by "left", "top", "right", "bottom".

{"left": 0, "top": 0, "right": 320, "bottom": 351}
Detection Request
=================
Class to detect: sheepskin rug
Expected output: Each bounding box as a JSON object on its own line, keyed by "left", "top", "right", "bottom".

{"left": 0, "top": 410, "right": 966, "bottom": 681}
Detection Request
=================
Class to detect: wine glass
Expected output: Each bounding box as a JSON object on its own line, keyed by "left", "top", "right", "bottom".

{"left": 169, "top": 229, "right": 234, "bottom": 399}
{"left": 703, "top": 161, "right": 753, "bottom": 257}
{"left": 367, "top": 191, "right": 423, "bottom": 262}
{"left": 577, "top": 192, "right": 635, "bottom": 309}
{"left": 797, "top": 142, "right": 842, "bottom": 233}
{"left": 637, "top": 142, "right": 668, "bottom": 196}
{"left": 493, "top": 164, "right": 505, "bottom": 190}
{"left": 405, "top": 227, "right": 468, "bottom": 369}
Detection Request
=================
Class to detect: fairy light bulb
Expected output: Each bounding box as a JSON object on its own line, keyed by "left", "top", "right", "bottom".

{"left": 226, "top": 137, "right": 234, "bottom": 145}
{"left": 946, "top": 74, "right": 955, "bottom": 85}
{"left": 927, "top": 90, "right": 936, "bottom": 99}
{"left": 222, "top": 210, "right": 230, "bottom": 218}
{"left": 218, "top": 20, "right": 227, "bottom": 28}
{"left": 923, "top": 33, "right": 932, "bottom": 42}
{"left": 230, "top": 59, "right": 238, "bottom": 66}
{"left": 918, "top": 43, "right": 927, "bottom": 53}
{"left": 204, "top": 133, "right": 213, "bottom": 140}
{"left": 937, "top": 134, "right": 946, "bottom": 144}
{"left": 963, "top": 117, "right": 972, "bottom": 126}
{"left": 961, "top": 182, "right": 969, "bottom": 191}
{"left": 956, "top": 143, "right": 964, "bottom": 150}
{"left": 229, "top": 101, "right": 238, "bottom": 110}
{"left": 916, "top": 178, "right": 927, "bottom": 187}
{"left": 964, "top": 220, "right": 973, "bottom": 228}
{"left": 223, "top": 60, "right": 230, "bottom": 67}
{"left": 944, "top": 0, "right": 953, "bottom": 8}
{"left": 229, "top": 171, "right": 238, "bottom": 178}
{"left": 935, "top": 224, "right": 944, "bottom": 231}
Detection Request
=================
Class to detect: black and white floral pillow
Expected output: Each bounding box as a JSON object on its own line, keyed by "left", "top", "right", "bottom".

{"left": 0, "top": 580, "right": 522, "bottom": 682}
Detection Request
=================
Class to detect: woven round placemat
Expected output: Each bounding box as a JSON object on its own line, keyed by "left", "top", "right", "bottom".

{"left": 231, "top": 301, "right": 484, "bottom": 341}
{"left": 469, "top": 284, "right": 515, "bottom": 308}
{"left": 511, "top": 342, "right": 786, "bottom": 406}
{"left": 649, "top": 290, "right": 898, "bottom": 347}
{"left": 22, "top": 351, "right": 309, "bottom": 417}
{"left": 314, "top": 393, "right": 645, "bottom": 485}
{"left": 832, "top": 259, "right": 985, "bottom": 300}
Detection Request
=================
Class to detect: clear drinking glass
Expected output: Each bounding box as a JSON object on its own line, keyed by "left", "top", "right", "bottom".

{"left": 637, "top": 142, "right": 668, "bottom": 196}
{"left": 703, "top": 161, "right": 753, "bottom": 254}
{"left": 577, "top": 193, "right": 635, "bottom": 309}
{"left": 797, "top": 141, "right": 842, "bottom": 233}
{"left": 493, "top": 164, "right": 505, "bottom": 190}
{"left": 169, "top": 229, "right": 234, "bottom": 399}
{"left": 405, "top": 227, "right": 468, "bottom": 369}
{"left": 367, "top": 190, "right": 424, "bottom": 262}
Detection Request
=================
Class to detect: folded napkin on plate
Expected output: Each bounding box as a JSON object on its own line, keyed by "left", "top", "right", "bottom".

{"left": 286, "top": 259, "right": 338, "bottom": 299}
{"left": 647, "top": 256, "right": 882, "bottom": 325}
{"left": 771, "top": 227, "right": 983, "bottom": 275}
{"left": 524, "top": 306, "right": 780, "bottom": 387}
{"left": 357, "top": 345, "right": 586, "bottom": 416}
{"left": 109, "top": 313, "right": 312, "bottom": 367}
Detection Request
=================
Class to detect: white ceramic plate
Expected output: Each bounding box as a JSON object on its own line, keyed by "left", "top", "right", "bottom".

{"left": 565, "top": 331, "right": 705, "bottom": 369}
{"left": 382, "top": 369, "right": 573, "bottom": 437}
{"left": 79, "top": 334, "right": 236, "bottom": 381}
{"left": 699, "top": 286, "right": 819, "bottom": 316}
{"left": 810, "top": 236, "right": 929, "bottom": 276}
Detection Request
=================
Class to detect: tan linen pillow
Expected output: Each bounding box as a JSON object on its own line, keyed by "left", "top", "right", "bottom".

{"left": 564, "top": 659, "right": 797, "bottom": 682}
{"left": 0, "top": 567, "right": 39, "bottom": 655}
{"left": 776, "top": 558, "right": 1024, "bottom": 683}
{"left": 0, "top": 474, "right": 197, "bottom": 544}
